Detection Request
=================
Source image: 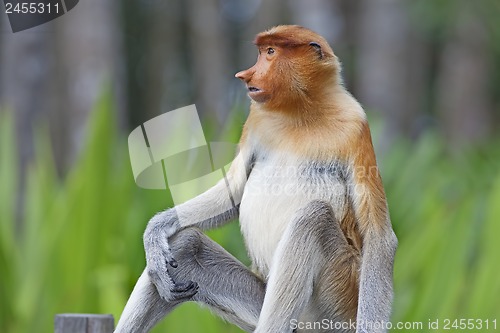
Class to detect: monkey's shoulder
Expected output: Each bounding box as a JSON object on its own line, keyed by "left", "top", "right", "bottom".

{"left": 245, "top": 118, "right": 369, "bottom": 165}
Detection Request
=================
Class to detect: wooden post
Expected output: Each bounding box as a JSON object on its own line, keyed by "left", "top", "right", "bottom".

{"left": 55, "top": 314, "right": 114, "bottom": 333}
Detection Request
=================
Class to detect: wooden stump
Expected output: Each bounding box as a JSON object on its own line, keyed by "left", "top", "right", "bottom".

{"left": 55, "top": 314, "right": 114, "bottom": 333}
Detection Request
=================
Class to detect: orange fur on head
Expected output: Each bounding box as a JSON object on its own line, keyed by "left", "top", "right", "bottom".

{"left": 236, "top": 25, "right": 341, "bottom": 115}
{"left": 253, "top": 25, "right": 334, "bottom": 57}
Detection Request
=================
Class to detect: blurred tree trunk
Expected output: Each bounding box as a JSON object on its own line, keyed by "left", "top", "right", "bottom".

{"left": 53, "top": 0, "right": 124, "bottom": 171}
{"left": 186, "top": 0, "right": 231, "bottom": 126}
{"left": 0, "top": 1, "right": 123, "bottom": 224}
{"left": 436, "top": 2, "right": 492, "bottom": 147}
{"left": 123, "top": 0, "right": 188, "bottom": 128}
{"left": 356, "top": 0, "right": 427, "bottom": 150}
{"left": 0, "top": 21, "right": 57, "bottom": 178}
{"left": 335, "top": 0, "right": 362, "bottom": 89}
{"left": 143, "top": 1, "right": 186, "bottom": 121}
{"left": 0, "top": 19, "right": 58, "bottom": 227}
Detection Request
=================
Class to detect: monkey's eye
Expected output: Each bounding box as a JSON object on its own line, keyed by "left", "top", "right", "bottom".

{"left": 266, "top": 47, "right": 275, "bottom": 55}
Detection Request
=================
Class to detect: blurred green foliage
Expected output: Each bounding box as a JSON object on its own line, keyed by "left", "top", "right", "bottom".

{"left": 1, "top": 95, "right": 500, "bottom": 333}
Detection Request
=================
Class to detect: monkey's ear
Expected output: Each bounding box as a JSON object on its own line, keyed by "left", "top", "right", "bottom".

{"left": 309, "top": 42, "right": 323, "bottom": 60}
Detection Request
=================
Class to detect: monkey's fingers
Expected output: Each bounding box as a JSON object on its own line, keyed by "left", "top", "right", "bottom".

{"left": 172, "top": 281, "right": 198, "bottom": 293}
{"left": 170, "top": 281, "right": 199, "bottom": 300}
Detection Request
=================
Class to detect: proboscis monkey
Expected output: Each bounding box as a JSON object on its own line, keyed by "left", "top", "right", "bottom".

{"left": 115, "top": 25, "right": 397, "bottom": 333}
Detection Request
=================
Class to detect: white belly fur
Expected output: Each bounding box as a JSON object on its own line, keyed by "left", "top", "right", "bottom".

{"left": 239, "top": 154, "right": 348, "bottom": 278}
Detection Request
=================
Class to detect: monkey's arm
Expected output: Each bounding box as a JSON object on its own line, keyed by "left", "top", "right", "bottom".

{"left": 143, "top": 149, "right": 252, "bottom": 302}
{"left": 350, "top": 123, "right": 397, "bottom": 333}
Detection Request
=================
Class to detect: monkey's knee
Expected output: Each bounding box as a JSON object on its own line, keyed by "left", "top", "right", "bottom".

{"left": 169, "top": 227, "right": 204, "bottom": 259}
{"left": 294, "top": 200, "right": 335, "bottom": 229}
{"left": 300, "top": 200, "right": 334, "bottom": 216}
{"left": 289, "top": 200, "right": 346, "bottom": 250}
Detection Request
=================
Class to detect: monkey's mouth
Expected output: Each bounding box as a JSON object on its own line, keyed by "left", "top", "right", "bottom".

{"left": 248, "top": 86, "right": 261, "bottom": 93}
{"left": 246, "top": 86, "right": 267, "bottom": 102}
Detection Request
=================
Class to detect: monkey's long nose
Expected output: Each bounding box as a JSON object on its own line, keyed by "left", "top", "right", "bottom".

{"left": 235, "top": 69, "right": 252, "bottom": 82}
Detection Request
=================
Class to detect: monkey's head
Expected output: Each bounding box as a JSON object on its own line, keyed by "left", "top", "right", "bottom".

{"left": 236, "top": 25, "right": 341, "bottom": 112}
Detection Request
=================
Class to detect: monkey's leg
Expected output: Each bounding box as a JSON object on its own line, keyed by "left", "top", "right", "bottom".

{"left": 113, "top": 269, "right": 178, "bottom": 333}
{"left": 115, "top": 227, "right": 265, "bottom": 333}
{"left": 255, "top": 200, "right": 357, "bottom": 333}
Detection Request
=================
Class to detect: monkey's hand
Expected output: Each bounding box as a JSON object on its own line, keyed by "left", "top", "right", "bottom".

{"left": 143, "top": 210, "right": 199, "bottom": 302}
